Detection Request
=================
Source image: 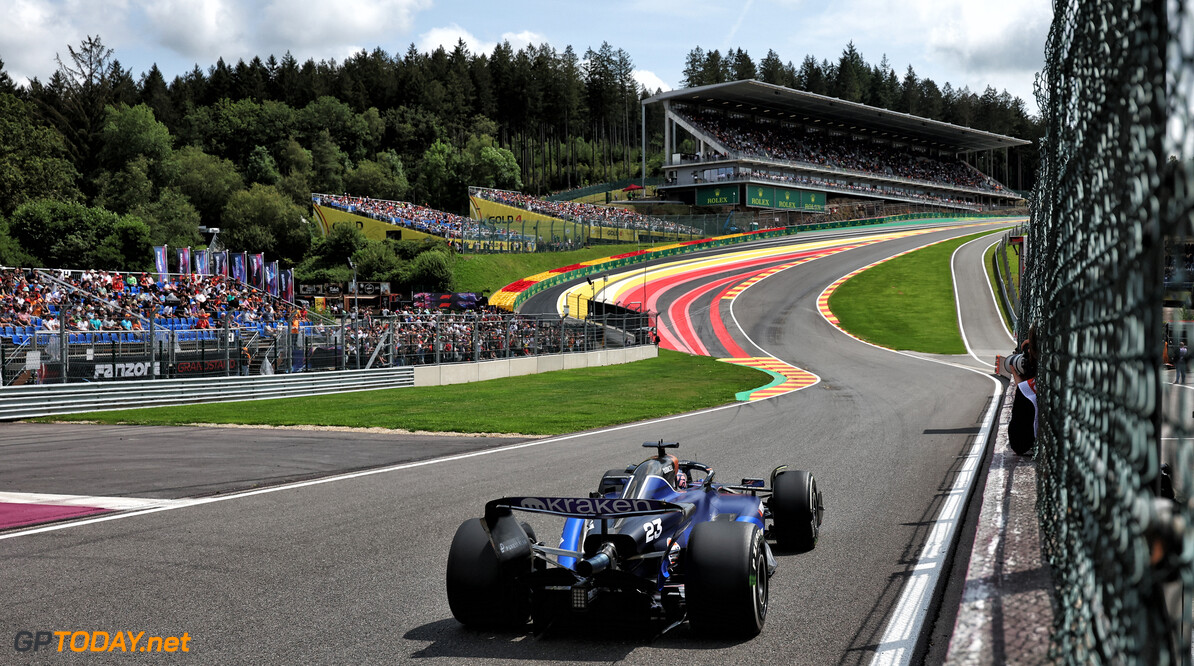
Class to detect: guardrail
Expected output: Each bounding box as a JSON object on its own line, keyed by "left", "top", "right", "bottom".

{"left": 0, "top": 367, "right": 414, "bottom": 421}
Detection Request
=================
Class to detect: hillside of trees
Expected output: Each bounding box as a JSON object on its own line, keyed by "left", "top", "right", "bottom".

{"left": 0, "top": 35, "right": 1041, "bottom": 288}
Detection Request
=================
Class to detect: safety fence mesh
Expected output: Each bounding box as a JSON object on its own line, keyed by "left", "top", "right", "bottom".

{"left": 1025, "top": 0, "right": 1191, "bottom": 662}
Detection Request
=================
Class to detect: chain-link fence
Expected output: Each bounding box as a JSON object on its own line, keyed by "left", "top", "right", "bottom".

{"left": 0, "top": 312, "right": 653, "bottom": 386}
{"left": 1024, "top": 0, "right": 1190, "bottom": 662}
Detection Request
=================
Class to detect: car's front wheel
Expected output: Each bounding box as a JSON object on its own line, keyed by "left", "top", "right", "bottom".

{"left": 771, "top": 469, "right": 822, "bottom": 551}
{"left": 685, "top": 520, "right": 768, "bottom": 638}
{"left": 445, "top": 517, "right": 531, "bottom": 629}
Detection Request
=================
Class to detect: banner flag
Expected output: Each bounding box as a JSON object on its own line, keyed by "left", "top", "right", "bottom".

{"left": 212, "top": 251, "right": 228, "bottom": 277}
{"left": 153, "top": 246, "right": 169, "bottom": 283}
{"left": 266, "top": 261, "right": 279, "bottom": 297}
{"left": 231, "top": 253, "right": 245, "bottom": 282}
{"left": 194, "top": 249, "right": 209, "bottom": 276}
{"left": 280, "top": 269, "right": 294, "bottom": 302}
{"left": 251, "top": 254, "right": 265, "bottom": 290}
{"left": 176, "top": 247, "right": 191, "bottom": 275}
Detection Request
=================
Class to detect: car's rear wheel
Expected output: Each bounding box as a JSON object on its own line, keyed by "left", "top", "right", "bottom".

{"left": 686, "top": 520, "right": 768, "bottom": 638}
{"left": 771, "top": 469, "right": 821, "bottom": 551}
{"left": 445, "top": 517, "right": 531, "bottom": 629}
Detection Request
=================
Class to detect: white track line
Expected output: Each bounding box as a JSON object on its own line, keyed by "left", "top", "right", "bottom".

{"left": 853, "top": 241, "right": 1004, "bottom": 666}
{"left": 0, "top": 397, "right": 767, "bottom": 541}
{"left": 776, "top": 228, "right": 1010, "bottom": 666}
{"left": 0, "top": 492, "right": 194, "bottom": 511}
{"left": 953, "top": 235, "right": 1016, "bottom": 369}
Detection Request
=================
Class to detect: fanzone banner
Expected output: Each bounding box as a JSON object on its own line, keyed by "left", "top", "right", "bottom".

{"left": 265, "top": 261, "right": 279, "bottom": 297}
{"left": 250, "top": 254, "right": 265, "bottom": 290}
{"left": 212, "top": 251, "right": 228, "bottom": 277}
{"left": 153, "top": 246, "right": 168, "bottom": 283}
{"left": 194, "top": 250, "right": 209, "bottom": 276}
{"left": 280, "top": 269, "right": 294, "bottom": 301}
{"left": 176, "top": 247, "right": 191, "bottom": 275}
{"left": 231, "top": 252, "right": 246, "bottom": 283}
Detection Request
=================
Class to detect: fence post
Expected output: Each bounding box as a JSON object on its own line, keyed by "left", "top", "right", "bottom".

{"left": 339, "top": 314, "right": 346, "bottom": 371}
{"left": 435, "top": 312, "right": 442, "bottom": 365}
{"left": 473, "top": 316, "right": 480, "bottom": 362}
{"left": 149, "top": 316, "right": 157, "bottom": 379}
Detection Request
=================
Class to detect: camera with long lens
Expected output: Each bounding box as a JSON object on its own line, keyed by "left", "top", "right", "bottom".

{"left": 1001, "top": 352, "right": 1025, "bottom": 376}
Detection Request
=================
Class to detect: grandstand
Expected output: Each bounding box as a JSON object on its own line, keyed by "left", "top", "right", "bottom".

{"left": 643, "top": 80, "right": 1029, "bottom": 212}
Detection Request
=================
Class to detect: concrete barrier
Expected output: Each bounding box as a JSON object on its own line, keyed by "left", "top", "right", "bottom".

{"left": 412, "top": 345, "right": 657, "bottom": 387}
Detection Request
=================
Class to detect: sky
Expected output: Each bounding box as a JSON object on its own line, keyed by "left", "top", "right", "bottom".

{"left": 0, "top": 0, "right": 1051, "bottom": 116}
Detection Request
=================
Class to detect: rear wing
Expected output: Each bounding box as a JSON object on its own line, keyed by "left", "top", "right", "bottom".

{"left": 485, "top": 496, "right": 683, "bottom": 522}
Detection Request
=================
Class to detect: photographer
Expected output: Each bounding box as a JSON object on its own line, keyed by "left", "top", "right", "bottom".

{"left": 1006, "top": 326, "right": 1039, "bottom": 455}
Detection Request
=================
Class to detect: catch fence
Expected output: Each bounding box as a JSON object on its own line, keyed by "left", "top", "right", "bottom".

{"left": 0, "top": 312, "right": 652, "bottom": 386}
{"left": 1025, "top": 0, "right": 1191, "bottom": 663}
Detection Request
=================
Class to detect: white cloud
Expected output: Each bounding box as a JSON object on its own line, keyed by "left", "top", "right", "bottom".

{"left": 262, "top": 0, "right": 429, "bottom": 51}
{"left": 500, "top": 30, "right": 547, "bottom": 53}
{"left": 141, "top": 0, "right": 246, "bottom": 63}
{"left": 416, "top": 25, "right": 548, "bottom": 58}
{"left": 1, "top": 0, "right": 134, "bottom": 84}
{"left": 417, "top": 24, "right": 494, "bottom": 56}
{"left": 634, "top": 69, "right": 671, "bottom": 94}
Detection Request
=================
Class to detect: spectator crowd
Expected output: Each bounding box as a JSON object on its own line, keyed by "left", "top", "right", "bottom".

{"left": 674, "top": 107, "right": 1008, "bottom": 201}
{"left": 0, "top": 267, "right": 311, "bottom": 338}
{"left": 472, "top": 188, "right": 701, "bottom": 237}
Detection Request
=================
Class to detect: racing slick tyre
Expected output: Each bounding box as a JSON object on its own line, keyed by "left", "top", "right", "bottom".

{"left": 685, "top": 521, "right": 768, "bottom": 638}
{"left": 771, "top": 469, "right": 821, "bottom": 552}
{"left": 445, "top": 517, "right": 531, "bottom": 629}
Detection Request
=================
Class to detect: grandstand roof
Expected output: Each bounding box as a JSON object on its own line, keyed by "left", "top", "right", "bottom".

{"left": 645, "top": 80, "right": 1031, "bottom": 153}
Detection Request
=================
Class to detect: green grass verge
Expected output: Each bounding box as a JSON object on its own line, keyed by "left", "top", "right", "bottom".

{"left": 45, "top": 350, "right": 766, "bottom": 435}
{"left": 984, "top": 242, "right": 1014, "bottom": 333}
{"left": 828, "top": 229, "right": 1004, "bottom": 353}
{"left": 453, "top": 244, "right": 669, "bottom": 294}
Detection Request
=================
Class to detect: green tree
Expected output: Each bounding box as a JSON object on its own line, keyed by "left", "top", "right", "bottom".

{"left": 353, "top": 239, "right": 403, "bottom": 282}
{"left": 403, "top": 249, "right": 452, "bottom": 292}
{"left": 98, "top": 103, "right": 172, "bottom": 170}
{"left": 414, "top": 139, "right": 460, "bottom": 210}
{"left": 0, "top": 93, "right": 80, "bottom": 215}
{"left": 246, "top": 145, "right": 281, "bottom": 185}
{"left": 220, "top": 183, "right": 310, "bottom": 263}
{"left": 95, "top": 156, "right": 154, "bottom": 214}
{"left": 344, "top": 155, "right": 408, "bottom": 200}
{"left": 132, "top": 188, "right": 202, "bottom": 247}
{"left": 309, "top": 129, "right": 346, "bottom": 194}
{"left": 167, "top": 145, "right": 244, "bottom": 226}
{"left": 28, "top": 35, "right": 136, "bottom": 194}
{"left": 7, "top": 199, "right": 150, "bottom": 269}
{"left": 0, "top": 219, "right": 37, "bottom": 267}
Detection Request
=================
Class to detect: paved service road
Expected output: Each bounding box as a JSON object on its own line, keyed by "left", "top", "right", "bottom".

{"left": 0, "top": 220, "right": 1016, "bottom": 665}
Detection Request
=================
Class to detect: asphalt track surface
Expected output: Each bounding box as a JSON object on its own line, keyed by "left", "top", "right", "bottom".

{"left": 0, "top": 219, "right": 1020, "bottom": 664}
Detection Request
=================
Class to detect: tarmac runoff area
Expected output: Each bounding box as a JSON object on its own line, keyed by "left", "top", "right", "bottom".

{"left": 0, "top": 422, "right": 530, "bottom": 530}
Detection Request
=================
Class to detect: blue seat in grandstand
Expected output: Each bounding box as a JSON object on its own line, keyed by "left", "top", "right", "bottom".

{"left": 47, "top": 305, "right": 58, "bottom": 315}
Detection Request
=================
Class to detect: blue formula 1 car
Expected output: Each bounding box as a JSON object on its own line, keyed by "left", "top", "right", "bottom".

{"left": 446, "top": 441, "right": 824, "bottom": 637}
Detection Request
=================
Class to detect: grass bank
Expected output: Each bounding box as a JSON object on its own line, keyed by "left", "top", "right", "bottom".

{"left": 453, "top": 244, "right": 667, "bottom": 294}
{"left": 828, "top": 229, "right": 1004, "bottom": 353}
{"left": 47, "top": 350, "right": 765, "bottom": 435}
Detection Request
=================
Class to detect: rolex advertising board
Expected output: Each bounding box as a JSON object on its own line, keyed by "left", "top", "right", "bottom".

{"left": 749, "top": 185, "right": 825, "bottom": 213}
{"left": 696, "top": 185, "right": 740, "bottom": 206}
